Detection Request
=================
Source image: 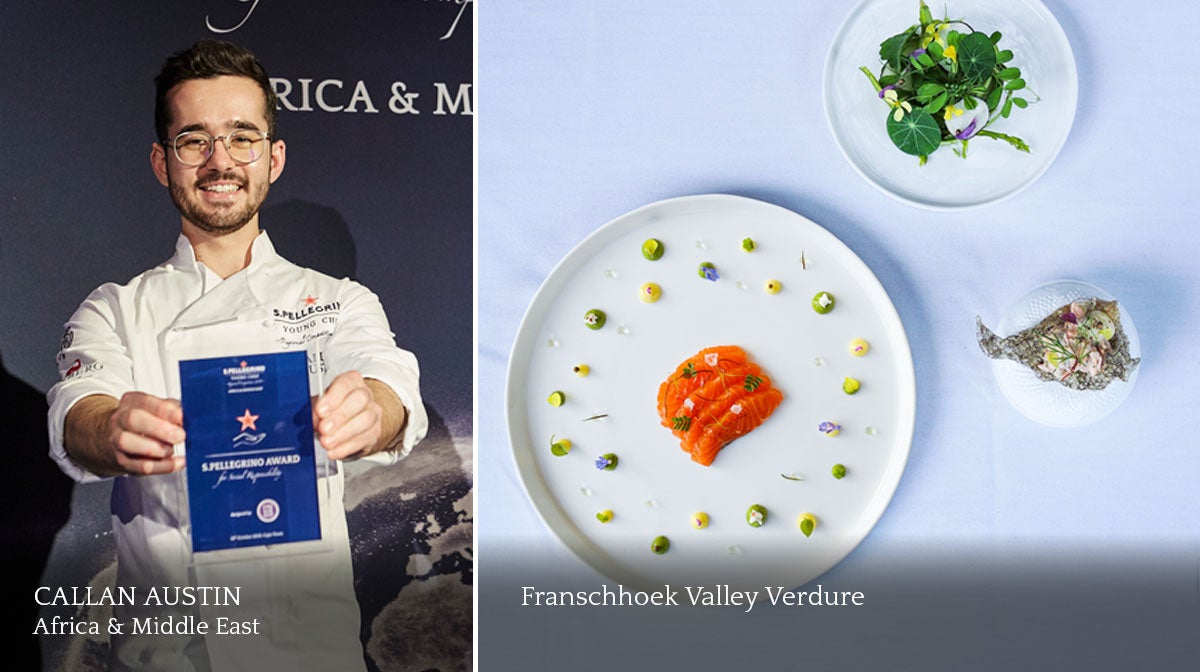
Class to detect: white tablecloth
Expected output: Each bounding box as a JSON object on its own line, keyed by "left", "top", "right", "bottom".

{"left": 478, "top": 2, "right": 1199, "bottom": 668}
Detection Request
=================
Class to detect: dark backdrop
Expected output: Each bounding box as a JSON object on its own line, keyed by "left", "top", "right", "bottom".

{"left": 1, "top": 2, "right": 473, "bottom": 670}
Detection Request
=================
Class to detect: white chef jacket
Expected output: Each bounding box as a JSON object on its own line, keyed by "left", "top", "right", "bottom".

{"left": 47, "top": 231, "right": 428, "bottom": 672}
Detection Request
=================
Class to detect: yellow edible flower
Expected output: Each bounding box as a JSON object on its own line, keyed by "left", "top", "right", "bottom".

{"left": 921, "top": 21, "right": 948, "bottom": 47}
{"left": 944, "top": 103, "right": 964, "bottom": 121}
{"left": 882, "top": 88, "right": 912, "bottom": 121}
{"left": 943, "top": 44, "right": 957, "bottom": 61}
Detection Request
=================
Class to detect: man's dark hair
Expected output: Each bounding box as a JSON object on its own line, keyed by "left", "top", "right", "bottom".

{"left": 154, "top": 40, "right": 277, "bottom": 143}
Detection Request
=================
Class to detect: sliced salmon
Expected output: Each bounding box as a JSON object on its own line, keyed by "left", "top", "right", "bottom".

{"left": 657, "top": 345, "right": 783, "bottom": 466}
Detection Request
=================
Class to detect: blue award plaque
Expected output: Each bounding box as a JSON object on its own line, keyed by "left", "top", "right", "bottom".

{"left": 180, "top": 351, "right": 321, "bottom": 552}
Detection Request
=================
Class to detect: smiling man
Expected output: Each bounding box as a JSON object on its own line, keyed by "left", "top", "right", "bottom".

{"left": 46, "top": 41, "right": 427, "bottom": 671}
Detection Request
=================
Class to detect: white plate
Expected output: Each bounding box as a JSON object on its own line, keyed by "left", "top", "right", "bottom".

{"left": 823, "top": 0, "right": 1078, "bottom": 209}
{"left": 991, "top": 280, "right": 1140, "bottom": 427}
{"left": 504, "top": 195, "right": 915, "bottom": 591}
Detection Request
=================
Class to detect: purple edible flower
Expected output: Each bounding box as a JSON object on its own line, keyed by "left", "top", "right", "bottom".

{"left": 910, "top": 48, "right": 927, "bottom": 57}
{"left": 702, "top": 266, "right": 719, "bottom": 282}
{"left": 954, "top": 119, "right": 979, "bottom": 140}
{"left": 1061, "top": 312, "right": 1078, "bottom": 324}
{"left": 594, "top": 456, "right": 611, "bottom": 470}
{"left": 878, "top": 84, "right": 896, "bottom": 99}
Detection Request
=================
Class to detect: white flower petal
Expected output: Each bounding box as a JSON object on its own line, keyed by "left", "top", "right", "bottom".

{"left": 944, "top": 96, "right": 989, "bottom": 139}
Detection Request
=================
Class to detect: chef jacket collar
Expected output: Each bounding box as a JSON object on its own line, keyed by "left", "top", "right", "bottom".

{"left": 168, "top": 230, "right": 281, "bottom": 277}
{"left": 164, "top": 231, "right": 284, "bottom": 330}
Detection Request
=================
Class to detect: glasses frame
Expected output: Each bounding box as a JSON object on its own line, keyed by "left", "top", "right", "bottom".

{"left": 162, "top": 129, "right": 272, "bottom": 167}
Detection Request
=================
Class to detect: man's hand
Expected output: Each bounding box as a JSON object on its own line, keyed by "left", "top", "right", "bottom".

{"left": 65, "top": 392, "right": 186, "bottom": 477}
{"left": 313, "top": 371, "right": 407, "bottom": 460}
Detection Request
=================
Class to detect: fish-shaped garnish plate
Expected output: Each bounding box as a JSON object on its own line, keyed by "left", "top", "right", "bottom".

{"left": 977, "top": 298, "right": 1139, "bottom": 391}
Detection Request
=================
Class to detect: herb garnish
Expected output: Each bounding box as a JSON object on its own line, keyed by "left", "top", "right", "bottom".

{"left": 860, "top": 1, "right": 1036, "bottom": 163}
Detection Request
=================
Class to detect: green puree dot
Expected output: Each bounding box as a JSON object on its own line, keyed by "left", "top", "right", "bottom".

{"left": 812, "top": 291, "right": 835, "bottom": 314}
{"left": 642, "top": 238, "right": 664, "bottom": 260}
{"left": 584, "top": 309, "right": 606, "bottom": 330}
{"left": 745, "top": 504, "right": 767, "bottom": 527}
{"left": 651, "top": 535, "right": 670, "bottom": 554}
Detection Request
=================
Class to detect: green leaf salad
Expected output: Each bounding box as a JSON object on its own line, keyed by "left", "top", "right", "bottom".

{"left": 860, "top": 1, "right": 1036, "bottom": 164}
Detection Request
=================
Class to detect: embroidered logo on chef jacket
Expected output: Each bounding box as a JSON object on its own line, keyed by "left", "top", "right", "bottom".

{"left": 271, "top": 295, "right": 341, "bottom": 350}
{"left": 57, "top": 327, "right": 74, "bottom": 362}
{"left": 60, "top": 356, "right": 104, "bottom": 381}
{"left": 57, "top": 327, "right": 105, "bottom": 379}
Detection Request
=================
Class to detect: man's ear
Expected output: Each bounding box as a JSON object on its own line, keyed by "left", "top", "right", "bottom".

{"left": 268, "top": 139, "right": 286, "bottom": 184}
{"left": 150, "top": 142, "right": 170, "bottom": 187}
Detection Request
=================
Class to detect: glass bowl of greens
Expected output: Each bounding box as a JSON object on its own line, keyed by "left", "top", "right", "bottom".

{"left": 823, "top": 0, "right": 1077, "bottom": 209}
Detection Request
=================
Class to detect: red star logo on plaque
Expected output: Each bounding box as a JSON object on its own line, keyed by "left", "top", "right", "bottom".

{"left": 236, "top": 409, "right": 259, "bottom": 431}
{"left": 303, "top": 295, "right": 318, "bottom": 306}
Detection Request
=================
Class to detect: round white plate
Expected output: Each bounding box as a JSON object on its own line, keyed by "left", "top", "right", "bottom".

{"left": 823, "top": 0, "right": 1078, "bottom": 209}
{"left": 991, "top": 280, "right": 1140, "bottom": 427}
{"left": 504, "top": 195, "right": 915, "bottom": 591}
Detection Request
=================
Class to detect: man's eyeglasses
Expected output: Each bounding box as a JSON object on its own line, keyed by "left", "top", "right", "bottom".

{"left": 163, "top": 130, "right": 270, "bottom": 167}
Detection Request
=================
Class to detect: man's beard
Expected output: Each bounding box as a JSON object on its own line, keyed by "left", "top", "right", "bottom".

{"left": 169, "top": 171, "right": 269, "bottom": 235}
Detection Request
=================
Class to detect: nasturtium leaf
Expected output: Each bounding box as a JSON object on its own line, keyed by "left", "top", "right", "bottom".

{"left": 957, "top": 32, "right": 997, "bottom": 83}
{"left": 1012, "top": 97, "right": 1028, "bottom": 108}
{"left": 997, "top": 67, "right": 1021, "bottom": 80}
{"left": 879, "top": 32, "right": 913, "bottom": 70}
{"left": 887, "top": 107, "right": 942, "bottom": 156}
{"left": 1004, "top": 78, "right": 1026, "bottom": 91}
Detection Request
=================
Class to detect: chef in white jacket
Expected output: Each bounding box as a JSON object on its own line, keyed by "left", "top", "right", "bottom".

{"left": 46, "top": 40, "right": 427, "bottom": 672}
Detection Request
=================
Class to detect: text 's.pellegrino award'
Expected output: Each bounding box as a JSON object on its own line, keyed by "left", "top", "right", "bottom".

{"left": 180, "top": 351, "right": 321, "bottom": 552}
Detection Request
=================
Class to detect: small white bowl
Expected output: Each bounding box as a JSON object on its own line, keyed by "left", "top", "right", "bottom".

{"left": 991, "top": 280, "right": 1140, "bottom": 427}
